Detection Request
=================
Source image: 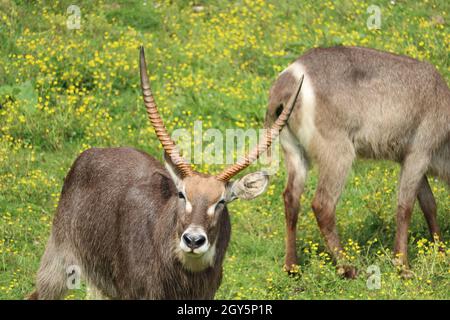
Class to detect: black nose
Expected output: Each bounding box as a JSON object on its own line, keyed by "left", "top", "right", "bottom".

{"left": 182, "top": 233, "right": 206, "bottom": 249}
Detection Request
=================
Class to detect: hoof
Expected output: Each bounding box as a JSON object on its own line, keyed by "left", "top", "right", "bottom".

{"left": 392, "top": 257, "right": 414, "bottom": 279}
{"left": 400, "top": 268, "right": 414, "bottom": 280}
{"left": 337, "top": 265, "right": 358, "bottom": 279}
{"left": 284, "top": 264, "right": 300, "bottom": 277}
{"left": 392, "top": 257, "right": 405, "bottom": 267}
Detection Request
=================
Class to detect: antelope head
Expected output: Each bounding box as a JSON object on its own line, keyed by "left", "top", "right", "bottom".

{"left": 140, "top": 47, "right": 303, "bottom": 271}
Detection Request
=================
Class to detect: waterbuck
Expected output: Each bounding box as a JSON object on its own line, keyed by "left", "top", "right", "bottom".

{"left": 265, "top": 46, "right": 449, "bottom": 278}
{"left": 29, "top": 47, "right": 302, "bottom": 300}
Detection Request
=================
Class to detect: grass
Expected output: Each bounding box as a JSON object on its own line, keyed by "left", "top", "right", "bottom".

{"left": 0, "top": 0, "right": 449, "bottom": 300}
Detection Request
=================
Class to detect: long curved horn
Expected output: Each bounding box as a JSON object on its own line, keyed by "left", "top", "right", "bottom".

{"left": 139, "top": 46, "right": 194, "bottom": 178}
{"left": 215, "top": 75, "right": 304, "bottom": 182}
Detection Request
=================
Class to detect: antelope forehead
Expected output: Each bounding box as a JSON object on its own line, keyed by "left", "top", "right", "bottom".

{"left": 183, "top": 177, "right": 225, "bottom": 204}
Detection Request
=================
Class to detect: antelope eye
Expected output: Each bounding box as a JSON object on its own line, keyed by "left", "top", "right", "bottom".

{"left": 178, "top": 192, "right": 185, "bottom": 199}
{"left": 217, "top": 199, "right": 226, "bottom": 207}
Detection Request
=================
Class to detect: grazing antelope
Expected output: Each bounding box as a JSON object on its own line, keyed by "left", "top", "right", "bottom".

{"left": 265, "top": 46, "right": 450, "bottom": 278}
{"left": 29, "top": 47, "right": 302, "bottom": 300}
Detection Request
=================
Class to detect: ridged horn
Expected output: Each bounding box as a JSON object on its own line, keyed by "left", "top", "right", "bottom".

{"left": 139, "top": 46, "right": 194, "bottom": 178}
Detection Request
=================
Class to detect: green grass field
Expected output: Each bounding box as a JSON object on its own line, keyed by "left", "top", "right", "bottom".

{"left": 0, "top": 0, "right": 449, "bottom": 300}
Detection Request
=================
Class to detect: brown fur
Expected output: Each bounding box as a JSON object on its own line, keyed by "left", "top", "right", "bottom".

{"left": 31, "top": 147, "right": 231, "bottom": 299}
{"left": 266, "top": 46, "right": 450, "bottom": 276}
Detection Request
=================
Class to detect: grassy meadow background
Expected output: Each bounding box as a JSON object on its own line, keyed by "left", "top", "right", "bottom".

{"left": 0, "top": 0, "right": 449, "bottom": 299}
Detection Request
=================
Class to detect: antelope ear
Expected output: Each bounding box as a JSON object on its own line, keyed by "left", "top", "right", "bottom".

{"left": 164, "top": 152, "right": 183, "bottom": 189}
{"left": 226, "top": 171, "right": 269, "bottom": 202}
